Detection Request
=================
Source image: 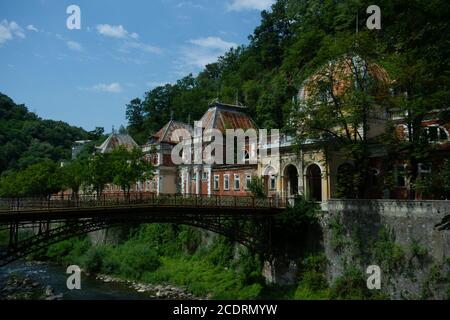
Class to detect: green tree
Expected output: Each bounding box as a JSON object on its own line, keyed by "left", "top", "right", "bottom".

{"left": 0, "top": 161, "right": 63, "bottom": 198}
{"left": 248, "top": 176, "right": 266, "bottom": 198}
{"left": 110, "top": 146, "right": 154, "bottom": 196}
{"left": 125, "top": 98, "right": 146, "bottom": 144}
{"left": 85, "top": 153, "right": 114, "bottom": 196}
{"left": 61, "top": 157, "right": 89, "bottom": 199}
{"left": 289, "top": 36, "right": 387, "bottom": 198}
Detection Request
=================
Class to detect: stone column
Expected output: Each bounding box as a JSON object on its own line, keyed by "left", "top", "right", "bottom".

{"left": 180, "top": 168, "right": 186, "bottom": 195}
{"left": 206, "top": 167, "right": 212, "bottom": 196}
{"left": 156, "top": 170, "right": 161, "bottom": 195}
{"left": 195, "top": 167, "right": 201, "bottom": 195}
{"left": 186, "top": 169, "right": 191, "bottom": 195}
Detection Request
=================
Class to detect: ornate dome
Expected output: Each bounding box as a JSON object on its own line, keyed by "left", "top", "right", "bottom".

{"left": 297, "top": 55, "right": 392, "bottom": 102}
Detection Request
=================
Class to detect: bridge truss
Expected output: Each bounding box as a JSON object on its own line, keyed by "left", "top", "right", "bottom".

{"left": 0, "top": 194, "right": 285, "bottom": 267}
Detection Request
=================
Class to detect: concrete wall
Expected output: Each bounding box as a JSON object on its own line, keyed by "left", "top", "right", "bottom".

{"left": 322, "top": 200, "right": 450, "bottom": 299}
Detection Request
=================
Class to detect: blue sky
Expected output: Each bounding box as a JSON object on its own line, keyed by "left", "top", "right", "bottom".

{"left": 0, "top": 0, "right": 274, "bottom": 131}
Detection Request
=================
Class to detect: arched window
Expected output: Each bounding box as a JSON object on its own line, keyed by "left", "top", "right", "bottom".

{"left": 368, "top": 168, "right": 381, "bottom": 187}
{"left": 424, "top": 125, "right": 449, "bottom": 143}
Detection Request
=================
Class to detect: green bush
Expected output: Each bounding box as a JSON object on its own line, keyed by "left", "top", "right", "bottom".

{"left": 177, "top": 227, "right": 202, "bottom": 254}
{"left": 118, "top": 242, "right": 161, "bottom": 279}
{"left": 294, "top": 254, "right": 330, "bottom": 300}
{"left": 372, "top": 228, "right": 405, "bottom": 274}
{"left": 233, "top": 247, "right": 263, "bottom": 285}
{"left": 206, "top": 237, "right": 234, "bottom": 267}
{"left": 330, "top": 267, "right": 372, "bottom": 300}
{"left": 0, "top": 230, "right": 9, "bottom": 246}
{"left": 83, "top": 246, "right": 108, "bottom": 273}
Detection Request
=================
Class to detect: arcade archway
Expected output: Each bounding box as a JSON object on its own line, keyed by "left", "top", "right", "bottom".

{"left": 283, "top": 164, "right": 299, "bottom": 197}
{"left": 305, "top": 164, "right": 322, "bottom": 201}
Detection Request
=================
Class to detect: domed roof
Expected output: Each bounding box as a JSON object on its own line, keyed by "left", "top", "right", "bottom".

{"left": 298, "top": 55, "right": 391, "bottom": 101}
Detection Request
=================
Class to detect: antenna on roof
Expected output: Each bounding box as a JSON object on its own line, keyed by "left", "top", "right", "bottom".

{"left": 170, "top": 110, "right": 174, "bottom": 121}
{"left": 187, "top": 113, "right": 191, "bottom": 126}
{"left": 112, "top": 125, "right": 116, "bottom": 134}
{"left": 209, "top": 97, "right": 220, "bottom": 106}
{"left": 234, "top": 91, "right": 244, "bottom": 107}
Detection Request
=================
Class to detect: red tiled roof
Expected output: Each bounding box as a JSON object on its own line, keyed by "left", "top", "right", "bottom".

{"left": 149, "top": 120, "right": 193, "bottom": 144}
{"left": 96, "top": 133, "right": 138, "bottom": 153}
{"left": 199, "top": 102, "right": 258, "bottom": 133}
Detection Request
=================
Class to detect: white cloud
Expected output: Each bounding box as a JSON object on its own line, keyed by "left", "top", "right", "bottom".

{"left": 26, "top": 24, "right": 39, "bottom": 32}
{"left": 178, "top": 36, "right": 237, "bottom": 70}
{"left": 67, "top": 40, "right": 83, "bottom": 51}
{"left": 176, "top": 1, "right": 204, "bottom": 9}
{"left": 122, "top": 41, "right": 162, "bottom": 54}
{"left": 146, "top": 81, "right": 170, "bottom": 88}
{"left": 227, "top": 0, "right": 274, "bottom": 11}
{"left": 96, "top": 24, "right": 139, "bottom": 39}
{"left": 0, "top": 20, "right": 25, "bottom": 45}
{"left": 79, "top": 83, "right": 123, "bottom": 93}
{"left": 189, "top": 36, "right": 237, "bottom": 51}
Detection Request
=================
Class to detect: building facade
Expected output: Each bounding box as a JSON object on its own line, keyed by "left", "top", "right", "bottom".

{"left": 93, "top": 58, "right": 450, "bottom": 201}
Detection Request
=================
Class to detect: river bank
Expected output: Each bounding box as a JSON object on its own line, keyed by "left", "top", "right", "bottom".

{"left": 0, "top": 272, "right": 62, "bottom": 300}
{"left": 0, "top": 260, "right": 160, "bottom": 300}
{"left": 95, "top": 274, "right": 203, "bottom": 299}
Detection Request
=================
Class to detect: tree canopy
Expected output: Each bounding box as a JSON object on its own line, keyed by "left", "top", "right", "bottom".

{"left": 0, "top": 93, "right": 98, "bottom": 174}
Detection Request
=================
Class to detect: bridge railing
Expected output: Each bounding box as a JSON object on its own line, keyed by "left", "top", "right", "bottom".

{"left": 0, "top": 193, "right": 287, "bottom": 212}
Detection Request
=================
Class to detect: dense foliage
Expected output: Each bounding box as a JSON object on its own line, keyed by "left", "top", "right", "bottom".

{"left": 0, "top": 146, "right": 154, "bottom": 198}
{"left": 0, "top": 93, "right": 102, "bottom": 173}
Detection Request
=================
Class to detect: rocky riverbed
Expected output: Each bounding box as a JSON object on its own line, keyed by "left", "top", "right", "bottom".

{"left": 0, "top": 273, "right": 62, "bottom": 300}
{"left": 0, "top": 260, "right": 204, "bottom": 300}
{"left": 95, "top": 274, "right": 204, "bottom": 300}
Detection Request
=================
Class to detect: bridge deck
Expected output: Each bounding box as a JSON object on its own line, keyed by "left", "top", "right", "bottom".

{"left": 0, "top": 193, "right": 286, "bottom": 224}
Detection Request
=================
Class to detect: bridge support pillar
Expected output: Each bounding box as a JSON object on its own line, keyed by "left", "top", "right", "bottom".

{"left": 8, "top": 222, "right": 19, "bottom": 251}
{"left": 262, "top": 258, "right": 298, "bottom": 286}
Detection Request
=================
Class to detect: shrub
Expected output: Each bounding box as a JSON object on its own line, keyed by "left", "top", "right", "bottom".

{"left": 83, "top": 246, "right": 108, "bottom": 273}
{"left": 206, "top": 237, "right": 234, "bottom": 267}
{"left": 295, "top": 254, "right": 330, "bottom": 299}
{"left": 177, "top": 227, "right": 202, "bottom": 254}
{"left": 372, "top": 228, "right": 405, "bottom": 274}
{"left": 119, "top": 242, "right": 161, "bottom": 279}
{"left": 330, "top": 267, "right": 372, "bottom": 300}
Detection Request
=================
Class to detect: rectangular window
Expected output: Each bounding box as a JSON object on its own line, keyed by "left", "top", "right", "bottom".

{"left": 202, "top": 171, "right": 208, "bottom": 180}
{"left": 214, "top": 175, "right": 220, "bottom": 191}
{"left": 427, "top": 126, "right": 438, "bottom": 142}
{"left": 245, "top": 175, "right": 252, "bottom": 190}
{"left": 270, "top": 175, "right": 277, "bottom": 190}
{"left": 224, "top": 174, "right": 230, "bottom": 191}
{"left": 234, "top": 174, "right": 240, "bottom": 191}
{"left": 418, "top": 163, "right": 431, "bottom": 174}
{"left": 395, "top": 165, "right": 406, "bottom": 187}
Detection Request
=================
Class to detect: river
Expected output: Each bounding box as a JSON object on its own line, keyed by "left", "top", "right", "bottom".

{"left": 0, "top": 260, "right": 153, "bottom": 300}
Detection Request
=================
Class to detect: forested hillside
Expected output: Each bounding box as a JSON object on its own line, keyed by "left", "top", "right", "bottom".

{"left": 126, "top": 0, "right": 450, "bottom": 144}
{"left": 0, "top": 93, "right": 95, "bottom": 173}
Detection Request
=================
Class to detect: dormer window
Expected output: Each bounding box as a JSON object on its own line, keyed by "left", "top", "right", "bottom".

{"left": 243, "top": 150, "right": 250, "bottom": 161}
{"left": 424, "top": 125, "right": 449, "bottom": 143}
{"left": 418, "top": 163, "right": 431, "bottom": 174}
